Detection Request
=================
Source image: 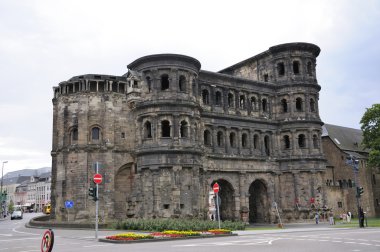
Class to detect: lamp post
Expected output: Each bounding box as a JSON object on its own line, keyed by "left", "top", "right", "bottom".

{"left": 1, "top": 161, "right": 8, "bottom": 219}
{"left": 345, "top": 155, "right": 361, "bottom": 227}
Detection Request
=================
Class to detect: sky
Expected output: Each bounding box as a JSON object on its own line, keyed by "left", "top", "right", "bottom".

{"left": 0, "top": 0, "right": 379, "bottom": 174}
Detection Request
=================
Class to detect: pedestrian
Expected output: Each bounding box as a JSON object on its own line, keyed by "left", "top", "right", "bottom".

{"left": 347, "top": 211, "right": 352, "bottom": 223}
{"left": 359, "top": 207, "right": 365, "bottom": 228}
{"left": 315, "top": 212, "right": 319, "bottom": 224}
{"left": 329, "top": 211, "right": 335, "bottom": 225}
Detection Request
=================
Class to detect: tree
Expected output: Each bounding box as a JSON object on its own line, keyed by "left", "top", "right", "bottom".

{"left": 360, "top": 104, "right": 380, "bottom": 168}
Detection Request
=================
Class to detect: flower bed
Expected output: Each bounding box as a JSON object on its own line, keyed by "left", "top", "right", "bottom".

{"left": 106, "top": 233, "right": 154, "bottom": 241}
{"left": 105, "top": 229, "right": 232, "bottom": 241}
{"left": 206, "top": 229, "right": 232, "bottom": 235}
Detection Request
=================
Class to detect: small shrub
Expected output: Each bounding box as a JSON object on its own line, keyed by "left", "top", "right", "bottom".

{"left": 118, "top": 218, "right": 246, "bottom": 232}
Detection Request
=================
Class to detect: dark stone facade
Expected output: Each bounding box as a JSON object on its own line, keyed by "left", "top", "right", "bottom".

{"left": 51, "top": 42, "right": 326, "bottom": 223}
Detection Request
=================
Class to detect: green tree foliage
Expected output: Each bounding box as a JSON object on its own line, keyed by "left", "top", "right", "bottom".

{"left": 360, "top": 104, "right": 380, "bottom": 168}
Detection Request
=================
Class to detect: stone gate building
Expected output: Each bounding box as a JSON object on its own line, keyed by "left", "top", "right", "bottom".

{"left": 51, "top": 42, "right": 326, "bottom": 223}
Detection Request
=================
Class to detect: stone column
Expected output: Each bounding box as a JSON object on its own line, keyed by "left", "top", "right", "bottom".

{"left": 291, "top": 130, "right": 297, "bottom": 156}
{"left": 237, "top": 128, "right": 241, "bottom": 155}
{"left": 293, "top": 171, "right": 300, "bottom": 208}
{"left": 308, "top": 129, "right": 313, "bottom": 154}
{"left": 289, "top": 93, "right": 294, "bottom": 118}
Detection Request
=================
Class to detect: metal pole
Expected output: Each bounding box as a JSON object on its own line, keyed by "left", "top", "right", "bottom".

{"left": 347, "top": 155, "right": 361, "bottom": 228}
{"left": 216, "top": 192, "right": 221, "bottom": 229}
{"left": 95, "top": 162, "right": 99, "bottom": 240}
{"left": 1, "top": 161, "right": 8, "bottom": 219}
{"left": 353, "top": 169, "right": 361, "bottom": 228}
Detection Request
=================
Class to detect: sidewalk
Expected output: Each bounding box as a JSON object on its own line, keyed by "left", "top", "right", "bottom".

{"left": 234, "top": 221, "right": 351, "bottom": 235}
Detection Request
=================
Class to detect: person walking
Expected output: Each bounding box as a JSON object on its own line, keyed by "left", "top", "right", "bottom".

{"left": 329, "top": 211, "right": 335, "bottom": 225}
{"left": 347, "top": 211, "right": 352, "bottom": 223}
{"left": 359, "top": 207, "right": 365, "bottom": 228}
{"left": 315, "top": 212, "right": 319, "bottom": 224}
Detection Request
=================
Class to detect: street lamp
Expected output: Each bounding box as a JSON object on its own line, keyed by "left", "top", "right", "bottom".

{"left": 1, "top": 161, "right": 8, "bottom": 219}
{"left": 345, "top": 155, "right": 361, "bottom": 227}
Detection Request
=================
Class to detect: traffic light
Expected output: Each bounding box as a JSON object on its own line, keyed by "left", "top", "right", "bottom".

{"left": 356, "top": 186, "right": 364, "bottom": 197}
{"left": 88, "top": 187, "right": 98, "bottom": 201}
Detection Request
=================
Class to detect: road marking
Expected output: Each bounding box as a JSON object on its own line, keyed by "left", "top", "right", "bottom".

{"left": 83, "top": 244, "right": 113, "bottom": 248}
{"left": 0, "top": 233, "right": 12, "bottom": 236}
{"left": 0, "top": 237, "right": 40, "bottom": 242}
{"left": 12, "top": 227, "right": 40, "bottom": 236}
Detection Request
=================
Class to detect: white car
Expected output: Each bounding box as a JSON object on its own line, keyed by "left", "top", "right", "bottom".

{"left": 11, "top": 210, "right": 23, "bottom": 220}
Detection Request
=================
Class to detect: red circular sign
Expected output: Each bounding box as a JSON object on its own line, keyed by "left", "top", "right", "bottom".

{"left": 41, "top": 229, "right": 54, "bottom": 252}
{"left": 213, "top": 183, "right": 220, "bottom": 193}
{"left": 93, "top": 173, "right": 103, "bottom": 184}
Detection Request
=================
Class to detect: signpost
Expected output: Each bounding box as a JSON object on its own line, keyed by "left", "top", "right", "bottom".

{"left": 93, "top": 163, "right": 101, "bottom": 239}
{"left": 93, "top": 174, "right": 102, "bottom": 184}
{"left": 213, "top": 182, "right": 221, "bottom": 229}
{"left": 65, "top": 200, "right": 74, "bottom": 222}
{"left": 40, "top": 229, "right": 54, "bottom": 252}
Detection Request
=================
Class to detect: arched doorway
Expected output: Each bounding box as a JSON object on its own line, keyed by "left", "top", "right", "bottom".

{"left": 211, "top": 179, "right": 235, "bottom": 221}
{"left": 249, "top": 180, "right": 269, "bottom": 223}
{"left": 114, "top": 164, "right": 134, "bottom": 219}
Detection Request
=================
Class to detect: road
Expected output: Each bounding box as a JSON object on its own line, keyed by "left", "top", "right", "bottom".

{"left": 1, "top": 213, "right": 380, "bottom": 252}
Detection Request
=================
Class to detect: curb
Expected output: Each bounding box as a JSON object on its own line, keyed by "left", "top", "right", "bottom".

{"left": 99, "top": 233, "right": 238, "bottom": 244}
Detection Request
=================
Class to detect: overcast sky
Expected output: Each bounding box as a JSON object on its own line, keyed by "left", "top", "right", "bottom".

{"left": 0, "top": 0, "right": 379, "bottom": 174}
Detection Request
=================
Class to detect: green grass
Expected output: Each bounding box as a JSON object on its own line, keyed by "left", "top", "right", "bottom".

{"left": 334, "top": 217, "right": 380, "bottom": 228}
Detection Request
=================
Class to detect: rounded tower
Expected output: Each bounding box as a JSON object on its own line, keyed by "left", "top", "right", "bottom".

{"left": 127, "top": 54, "right": 205, "bottom": 218}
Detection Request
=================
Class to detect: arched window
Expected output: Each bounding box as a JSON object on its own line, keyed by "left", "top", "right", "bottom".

{"left": 144, "top": 121, "right": 152, "bottom": 138}
{"left": 161, "top": 74, "right": 169, "bottom": 90}
{"left": 229, "top": 132, "right": 236, "bottom": 147}
{"left": 281, "top": 99, "right": 288, "bottom": 113}
{"left": 119, "top": 83, "right": 125, "bottom": 93}
{"left": 307, "top": 62, "right": 312, "bottom": 76}
{"left": 293, "top": 61, "right": 300, "bottom": 74}
{"left": 91, "top": 127, "right": 100, "bottom": 140}
{"left": 313, "top": 134, "right": 318, "bottom": 148}
{"left": 264, "top": 74, "right": 269, "bottom": 82}
{"left": 215, "top": 91, "right": 222, "bottom": 106}
{"left": 277, "top": 62, "right": 285, "bottom": 76}
{"left": 146, "top": 76, "right": 152, "bottom": 93}
{"left": 283, "top": 135, "right": 290, "bottom": 149}
{"left": 262, "top": 98, "right": 268, "bottom": 112}
{"left": 310, "top": 98, "right": 316, "bottom": 112}
{"left": 251, "top": 97, "right": 257, "bottom": 111}
{"left": 296, "top": 97, "right": 303, "bottom": 112}
{"left": 90, "top": 81, "right": 97, "bottom": 92}
{"left": 204, "top": 130, "right": 211, "bottom": 146}
{"left": 71, "top": 128, "right": 78, "bottom": 142}
{"left": 161, "top": 120, "right": 171, "bottom": 137}
{"left": 180, "top": 120, "right": 188, "bottom": 138}
{"left": 179, "top": 75, "right": 186, "bottom": 92}
{"left": 264, "top": 135, "right": 270, "bottom": 155}
{"left": 253, "top": 134, "right": 259, "bottom": 149}
{"left": 202, "top": 89, "right": 209, "bottom": 105}
{"left": 239, "top": 95, "right": 245, "bottom": 109}
{"left": 112, "top": 82, "right": 118, "bottom": 92}
{"left": 217, "top": 131, "right": 224, "bottom": 147}
{"left": 228, "top": 93, "right": 234, "bottom": 108}
{"left": 298, "top": 134, "right": 306, "bottom": 148}
{"left": 242, "top": 133, "right": 248, "bottom": 148}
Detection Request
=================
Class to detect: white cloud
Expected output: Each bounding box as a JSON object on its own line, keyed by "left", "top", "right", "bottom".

{"left": 0, "top": 0, "right": 379, "bottom": 172}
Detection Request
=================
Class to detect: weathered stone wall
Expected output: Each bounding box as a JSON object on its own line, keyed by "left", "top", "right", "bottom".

{"left": 51, "top": 43, "right": 327, "bottom": 223}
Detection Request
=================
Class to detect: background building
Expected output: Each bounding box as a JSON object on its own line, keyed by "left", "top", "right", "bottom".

{"left": 322, "top": 124, "right": 380, "bottom": 218}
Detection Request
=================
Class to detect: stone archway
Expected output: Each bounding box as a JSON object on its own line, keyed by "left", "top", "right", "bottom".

{"left": 211, "top": 179, "right": 235, "bottom": 221}
{"left": 114, "top": 164, "right": 134, "bottom": 220}
{"left": 249, "top": 180, "right": 269, "bottom": 223}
